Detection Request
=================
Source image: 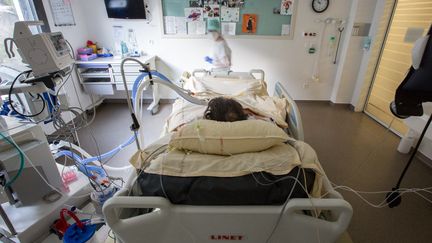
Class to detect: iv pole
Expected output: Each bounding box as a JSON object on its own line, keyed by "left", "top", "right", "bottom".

{"left": 386, "top": 113, "right": 432, "bottom": 208}
{"left": 385, "top": 25, "right": 432, "bottom": 208}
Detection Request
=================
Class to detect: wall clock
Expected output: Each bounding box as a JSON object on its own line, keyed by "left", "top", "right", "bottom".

{"left": 312, "top": 0, "right": 330, "bottom": 13}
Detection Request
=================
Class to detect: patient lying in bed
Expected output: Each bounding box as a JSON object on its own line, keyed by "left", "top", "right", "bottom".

{"left": 204, "top": 96, "right": 277, "bottom": 124}
{"left": 204, "top": 97, "right": 248, "bottom": 122}
{"left": 133, "top": 78, "right": 322, "bottom": 205}
{"left": 132, "top": 100, "right": 325, "bottom": 205}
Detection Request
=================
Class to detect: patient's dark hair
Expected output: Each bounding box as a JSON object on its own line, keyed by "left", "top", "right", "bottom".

{"left": 204, "top": 97, "right": 247, "bottom": 122}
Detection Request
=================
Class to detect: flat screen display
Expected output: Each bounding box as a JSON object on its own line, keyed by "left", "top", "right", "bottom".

{"left": 50, "top": 33, "right": 68, "bottom": 57}
{"left": 104, "top": 0, "right": 147, "bottom": 19}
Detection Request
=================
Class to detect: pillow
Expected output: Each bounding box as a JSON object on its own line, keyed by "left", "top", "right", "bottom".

{"left": 169, "top": 119, "right": 289, "bottom": 155}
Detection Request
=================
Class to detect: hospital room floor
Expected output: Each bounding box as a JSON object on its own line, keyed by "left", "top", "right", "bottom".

{"left": 78, "top": 102, "right": 432, "bottom": 243}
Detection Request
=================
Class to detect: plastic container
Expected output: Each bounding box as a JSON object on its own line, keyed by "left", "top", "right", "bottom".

{"left": 79, "top": 54, "right": 97, "bottom": 61}
{"left": 77, "top": 48, "right": 93, "bottom": 55}
{"left": 90, "top": 184, "right": 117, "bottom": 215}
{"left": 63, "top": 220, "right": 97, "bottom": 243}
{"left": 397, "top": 135, "right": 414, "bottom": 154}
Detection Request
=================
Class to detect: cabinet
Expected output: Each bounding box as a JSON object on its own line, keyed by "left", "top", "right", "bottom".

{"left": 75, "top": 56, "right": 156, "bottom": 95}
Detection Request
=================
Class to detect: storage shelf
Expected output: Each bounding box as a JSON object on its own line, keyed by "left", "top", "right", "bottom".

{"left": 81, "top": 68, "right": 110, "bottom": 74}
{"left": 75, "top": 56, "right": 156, "bottom": 96}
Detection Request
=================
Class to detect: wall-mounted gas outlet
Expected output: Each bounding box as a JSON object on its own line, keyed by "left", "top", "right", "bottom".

{"left": 303, "top": 32, "right": 317, "bottom": 37}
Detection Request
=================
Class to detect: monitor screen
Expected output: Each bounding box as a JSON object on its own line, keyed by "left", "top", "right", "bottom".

{"left": 104, "top": 0, "right": 147, "bottom": 19}
{"left": 49, "top": 33, "right": 69, "bottom": 57}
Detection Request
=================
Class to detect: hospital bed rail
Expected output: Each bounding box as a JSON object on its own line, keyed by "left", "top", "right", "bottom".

{"left": 103, "top": 172, "right": 352, "bottom": 243}
{"left": 192, "top": 69, "right": 265, "bottom": 81}
{"left": 274, "top": 81, "right": 305, "bottom": 141}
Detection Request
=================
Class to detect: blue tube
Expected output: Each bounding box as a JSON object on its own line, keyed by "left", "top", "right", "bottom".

{"left": 131, "top": 71, "right": 172, "bottom": 106}
{"left": 55, "top": 135, "right": 134, "bottom": 166}
{"left": 55, "top": 150, "right": 107, "bottom": 178}
{"left": 131, "top": 73, "right": 146, "bottom": 106}
{"left": 80, "top": 135, "right": 136, "bottom": 164}
{"left": 55, "top": 71, "right": 172, "bottom": 177}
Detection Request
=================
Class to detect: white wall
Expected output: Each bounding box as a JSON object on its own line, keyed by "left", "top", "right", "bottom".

{"left": 40, "top": 0, "right": 380, "bottom": 103}
{"left": 331, "top": 0, "right": 378, "bottom": 104}
{"left": 41, "top": 0, "right": 94, "bottom": 110}
{"left": 77, "top": 0, "right": 355, "bottom": 100}
{"left": 350, "top": 0, "right": 387, "bottom": 110}
{"left": 40, "top": 0, "right": 98, "bottom": 134}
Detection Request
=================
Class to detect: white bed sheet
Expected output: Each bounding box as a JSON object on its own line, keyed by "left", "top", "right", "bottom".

{"left": 165, "top": 76, "right": 290, "bottom": 133}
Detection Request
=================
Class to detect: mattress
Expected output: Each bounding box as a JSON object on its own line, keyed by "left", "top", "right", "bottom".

{"left": 137, "top": 166, "right": 315, "bottom": 205}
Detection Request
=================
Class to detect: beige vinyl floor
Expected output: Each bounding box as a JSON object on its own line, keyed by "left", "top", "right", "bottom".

{"left": 78, "top": 102, "right": 432, "bottom": 243}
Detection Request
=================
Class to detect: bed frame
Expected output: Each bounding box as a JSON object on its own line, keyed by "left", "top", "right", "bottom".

{"left": 103, "top": 70, "right": 352, "bottom": 243}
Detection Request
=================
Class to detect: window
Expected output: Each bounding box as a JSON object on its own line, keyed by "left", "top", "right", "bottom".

{"left": 0, "top": 0, "right": 44, "bottom": 63}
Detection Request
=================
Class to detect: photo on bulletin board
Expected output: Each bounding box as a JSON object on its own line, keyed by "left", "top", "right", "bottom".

{"left": 221, "top": 0, "right": 245, "bottom": 8}
{"left": 204, "top": 5, "right": 220, "bottom": 18}
{"left": 280, "top": 0, "right": 294, "bottom": 15}
{"left": 204, "top": 0, "right": 219, "bottom": 4}
{"left": 221, "top": 6, "right": 240, "bottom": 22}
{"left": 242, "top": 14, "right": 257, "bottom": 33}
{"left": 161, "top": 0, "right": 295, "bottom": 38}
{"left": 189, "top": 0, "right": 203, "bottom": 7}
{"left": 185, "top": 8, "right": 204, "bottom": 21}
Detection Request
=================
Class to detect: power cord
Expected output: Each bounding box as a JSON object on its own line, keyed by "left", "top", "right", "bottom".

{"left": 263, "top": 169, "right": 302, "bottom": 243}
{"left": 7, "top": 70, "right": 47, "bottom": 118}
{"left": 0, "top": 131, "right": 24, "bottom": 187}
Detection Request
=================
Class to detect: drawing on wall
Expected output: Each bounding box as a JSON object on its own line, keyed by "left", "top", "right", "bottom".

{"left": 185, "top": 8, "right": 204, "bottom": 21}
{"left": 204, "top": 5, "right": 220, "bottom": 18}
{"left": 49, "top": 0, "right": 76, "bottom": 26}
{"left": 281, "top": 24, "right": 291, "bottom": 35}
{"left": 220, "top": 6, "right": 240, "bottom": 22}
{"left": 164, "top": 16, "right": 177, "bottom": 34}
{"left": 280, "top": 0, "right": 294, "bottom": 15}
{"left": 242, "top": 14, "right": 257, "bottom": 33}
{"left": 221, "top": 22, "right": 237, "bottom": 35}
{"left": 188, "top": 21, "right": 206, "bottom": 35}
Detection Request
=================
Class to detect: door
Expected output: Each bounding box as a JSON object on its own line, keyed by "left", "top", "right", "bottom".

{"left": 365, "top": 0, "right": 432, "bottom": 135}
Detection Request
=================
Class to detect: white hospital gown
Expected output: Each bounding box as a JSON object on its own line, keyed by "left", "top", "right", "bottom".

{"left": 212, "top": 40, "right": 232, "bottom": 68}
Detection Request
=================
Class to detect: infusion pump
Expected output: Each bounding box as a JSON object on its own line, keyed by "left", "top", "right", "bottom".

{"left": 12, "top": 21, "right": 74, "bottom": 77}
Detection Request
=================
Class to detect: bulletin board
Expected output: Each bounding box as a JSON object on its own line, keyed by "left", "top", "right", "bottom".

{"left": 160, "top": 0, "right": 297, "bottom": 39}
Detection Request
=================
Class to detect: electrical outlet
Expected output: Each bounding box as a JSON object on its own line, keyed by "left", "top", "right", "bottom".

{"left": 303, "top": 82, "right": 310, "bottom": 89}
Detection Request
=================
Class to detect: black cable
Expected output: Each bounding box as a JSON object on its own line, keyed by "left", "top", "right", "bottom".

{"left": 395, "top": 115, "right": 432, "bottom": 188}
{"left": 386, "top": 115, "right": 432, "bottom": 208}
{"left": 8, "top": 71, "right": 47, "bottom": 118}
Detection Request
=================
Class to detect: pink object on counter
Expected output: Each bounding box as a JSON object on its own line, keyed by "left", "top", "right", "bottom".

{"left": 62, "top": 170, "right": 78, "bottom": 184}
{"left": 77, "top": 47, "right": 93, "bottom": 55}
{"left": 79, "top": 54, "right": 97, "bottom": 61}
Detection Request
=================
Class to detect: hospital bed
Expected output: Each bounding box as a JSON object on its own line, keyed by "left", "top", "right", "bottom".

{"left": 103, "top": 68, "right": 352, "bottom": 243}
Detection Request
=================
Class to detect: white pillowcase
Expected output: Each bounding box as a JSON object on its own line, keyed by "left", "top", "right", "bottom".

{"left": 169, "top": 119, "right": 289, "bottom": 155}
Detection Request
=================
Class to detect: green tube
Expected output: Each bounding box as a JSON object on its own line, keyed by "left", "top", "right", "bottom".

{"left": 0, "top": 131, "right": 25, "bottom": 187}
